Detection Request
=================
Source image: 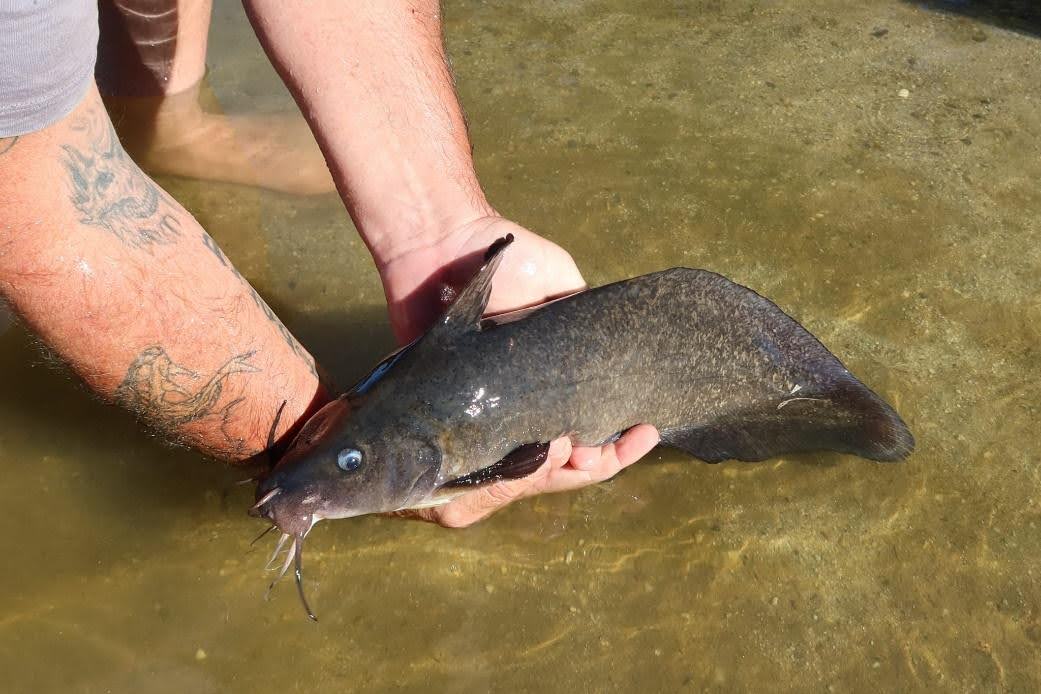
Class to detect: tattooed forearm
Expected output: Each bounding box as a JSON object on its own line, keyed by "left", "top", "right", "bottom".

{"left": 61, "top": 109, "right": 181, "bottom": 249}
{"left": 0, "top": 136, "right": 18, "bottom": 156}
{"left": 0, "top": 88, "right": 325, "bottom": 464}
{"left": 201, "top": 232, "right": 318, "bottom": 377}
{"left": 116, "top": 345, "right": 259, "bottom": 454}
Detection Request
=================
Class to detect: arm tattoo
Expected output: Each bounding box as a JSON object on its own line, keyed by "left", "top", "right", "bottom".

{"left": 0, "top": 136, "right": 18, "bottom": 156}
{"left": 201, "top": 232, "right": 318, "bottom": 377}
{"left": 60, "top": 109, "right": 181, "bottom": 249}
{"left": 116, "top": 345, "right": 259, "bottom": 454}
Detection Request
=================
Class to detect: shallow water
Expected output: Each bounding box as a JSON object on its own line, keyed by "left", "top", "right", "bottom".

{"left": 3, "top": 1, "right": 1040, "bottom": 692}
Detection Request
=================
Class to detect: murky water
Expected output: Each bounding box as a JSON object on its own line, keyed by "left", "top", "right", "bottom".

{"left": 3, "top": 1, "right": 1040, "bottom": 692}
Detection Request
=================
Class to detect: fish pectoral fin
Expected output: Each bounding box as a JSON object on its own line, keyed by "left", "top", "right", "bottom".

{"left": 431, "top": 234, "right": 513, "bottom": 340}
{"left": 662, "top": 377, "right": 914, "bottom": 463}
{"left": 441, "top": 441, "right": 550, "bottom": 488}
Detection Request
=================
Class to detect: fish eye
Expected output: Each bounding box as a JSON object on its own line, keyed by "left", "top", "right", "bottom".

{"left": 336, "top": 448, "right": 363, "bottom": 472}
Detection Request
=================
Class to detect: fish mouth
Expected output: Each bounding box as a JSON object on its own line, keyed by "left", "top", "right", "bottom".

{"left": 249, "top": 484, "right": 321, "bottom": 621}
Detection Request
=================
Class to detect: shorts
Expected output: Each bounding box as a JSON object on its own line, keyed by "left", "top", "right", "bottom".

{"left": 0, "top": 0, "right": 98, "bottom": 138}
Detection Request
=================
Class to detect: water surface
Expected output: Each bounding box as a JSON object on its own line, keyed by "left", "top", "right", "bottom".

{"left": 2, "top": 1, "right": 1039, "bottom": 691}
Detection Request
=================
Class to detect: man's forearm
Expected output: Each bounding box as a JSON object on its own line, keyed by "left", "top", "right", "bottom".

{"left": 0, "top": 85, "right": 326, "bottom": 461}
{"left": 242, "top": 0, "right": 493, "bottom": 265}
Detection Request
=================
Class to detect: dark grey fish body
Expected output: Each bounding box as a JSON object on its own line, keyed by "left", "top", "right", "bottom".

{"left": 411, "top": 267, "right": 909, "bottom": 480}
{"left": 253, "top": 236, "right": 913, "bottom": 544}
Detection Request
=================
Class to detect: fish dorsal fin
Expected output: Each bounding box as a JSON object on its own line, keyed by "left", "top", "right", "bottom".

{"left": 432, "top": 233, "right": 513, "bottom": 339}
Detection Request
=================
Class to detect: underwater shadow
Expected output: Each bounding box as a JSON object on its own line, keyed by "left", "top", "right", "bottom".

{"left": 0, "top": 303, "right": 399, "bottom": 608}
{"left": 0, "top": 304, "right": 395, "bottom": 537}
{"left": 907, "top": 0, "right": 1041, "bottom": 37}
{"left": 284, "top": 304, "right": 397, "bottom": 392}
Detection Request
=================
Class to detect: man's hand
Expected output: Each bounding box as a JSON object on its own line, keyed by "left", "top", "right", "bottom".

{"left": 378, "top": 215, "right": 660, "bottom": 527}
{"left": 402, "top": 424, "right": 661, "bottom": 528}
{"left": 377, "top": 217, "right": 585, "bottom": 343}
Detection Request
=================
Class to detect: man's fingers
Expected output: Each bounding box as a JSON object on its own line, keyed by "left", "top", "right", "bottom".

{"left": 570, "top": 425, "right": 660, "bottom": 474}
{"left": 569, "top": 444, "right": 601, "bottom": 471}
{"left": 547, "top": 435, "right": 574, "bottom": 468}
{"left": 433, "top": 449, "right": 559, "bottom": 528}
{"left": 612, "top": 424, "right": 660, "bottom": 467}
{"left": 430, "top": 427, "right": 658, "bottom": 528}
{"left": 546, "top": 424, "right": 660, "bottom": 493}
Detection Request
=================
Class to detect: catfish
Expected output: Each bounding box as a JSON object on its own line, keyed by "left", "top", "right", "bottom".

{"left": 250, "top": 235, "right": 913, "bottom": 619}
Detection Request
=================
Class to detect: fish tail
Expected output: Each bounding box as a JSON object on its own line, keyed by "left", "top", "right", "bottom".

{"left": 661, "top": 373, "right": 914, "bottom": 463}
{"left": 814, "top": 374, "right": 914, "bottom": 462}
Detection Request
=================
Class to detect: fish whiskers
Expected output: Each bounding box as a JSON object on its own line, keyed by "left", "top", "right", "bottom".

{"left": 262, "top": 531, "right": 317, "bottom": 621}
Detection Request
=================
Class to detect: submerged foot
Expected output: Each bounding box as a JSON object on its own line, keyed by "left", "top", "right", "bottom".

{"left": 105, "top": 83, "right": 336, "bottom": 196}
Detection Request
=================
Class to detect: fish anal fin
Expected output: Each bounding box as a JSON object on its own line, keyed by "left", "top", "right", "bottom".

{"left": 662, "top": 378, "right": 914, "bottom": 463}
{"left": 442, "top": 441, "right": 550, "bottom": 488}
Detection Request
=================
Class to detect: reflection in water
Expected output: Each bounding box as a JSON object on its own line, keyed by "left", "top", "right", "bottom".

{"left": 3, "top": 1, "right": 1041, "bottom": 692}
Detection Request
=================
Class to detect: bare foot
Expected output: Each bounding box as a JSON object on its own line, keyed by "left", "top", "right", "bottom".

{"left": 104, "top": 81, "right": 336, "bottom": 196}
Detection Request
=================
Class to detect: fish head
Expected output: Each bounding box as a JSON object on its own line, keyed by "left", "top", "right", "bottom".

{"left": 250, "top": 396, "right": 442, "bottom": 534}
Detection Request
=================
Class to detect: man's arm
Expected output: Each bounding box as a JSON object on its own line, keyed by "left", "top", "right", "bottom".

{"left": 0, "top": 84, "right": 326, "bottom": 461}
{"left": 242, "top": 0, "right": 487, "bottom": 269}
{"left": 241, "top": 1, "right": 594, "bottom": 339}
{"left": 243, "top": 0, "right": 659, "bottom": 525}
